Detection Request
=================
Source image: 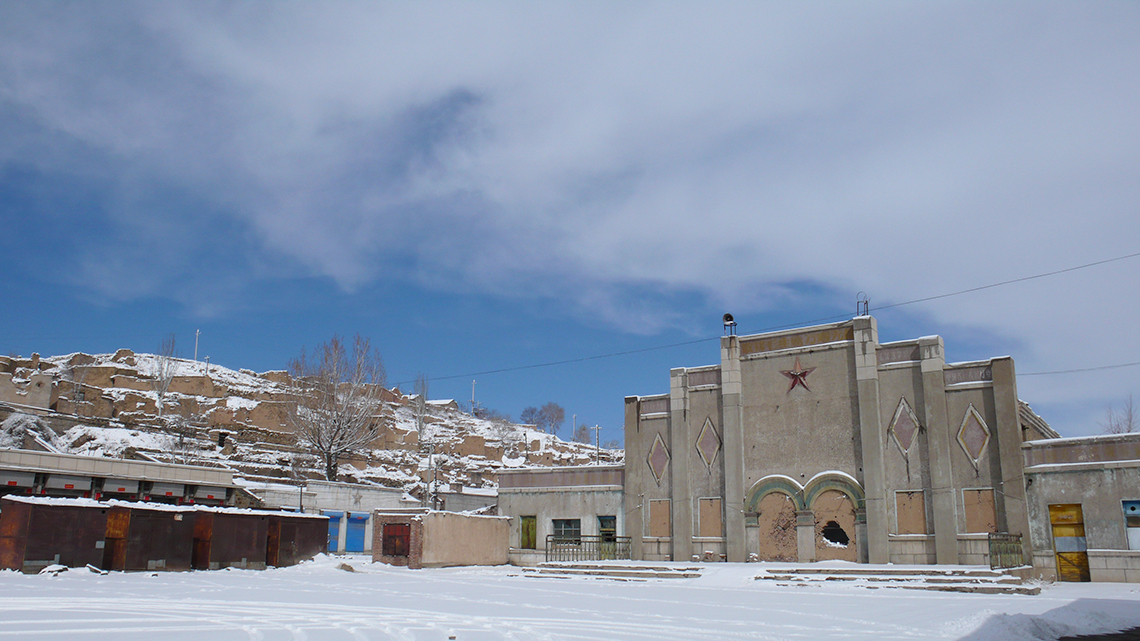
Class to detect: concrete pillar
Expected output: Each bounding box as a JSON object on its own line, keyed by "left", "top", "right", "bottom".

{"left": 720, "top": 336, "right": 748, "bottom": 562}
{"left": 853, "top": 316, "right": 889, "bottom": 564}
{"left": 669, "top": 369, "right": 692, "bottom": 561}
{"left": 920, "top": 336, "right": 959, "bottom": 564}
{"left": 796, "top": 510, "right": 817, "bottom": 562}
{"left": 991, "top": 357, "right": 1031, "bottom": 563}
{"left": 624, "top": 396, "right": 644, "bottom": 561}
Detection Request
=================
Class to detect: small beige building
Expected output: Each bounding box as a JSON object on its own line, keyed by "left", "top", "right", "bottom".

{"left": 371, "top": 508, "right": 508, "bottom": 569}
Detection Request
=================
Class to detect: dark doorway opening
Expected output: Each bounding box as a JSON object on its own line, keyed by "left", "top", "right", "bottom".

{"left": 821, "top": 521, "right": 849, "bottom": 546}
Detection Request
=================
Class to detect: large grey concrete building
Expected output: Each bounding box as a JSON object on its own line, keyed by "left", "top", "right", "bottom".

{"left": 624, "top": 315, "right": 1058, "bottom": 566}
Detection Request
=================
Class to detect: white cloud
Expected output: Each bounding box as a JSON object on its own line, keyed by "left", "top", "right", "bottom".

{"left": 2, "top": 1, "right": 1139, "bottom": 430}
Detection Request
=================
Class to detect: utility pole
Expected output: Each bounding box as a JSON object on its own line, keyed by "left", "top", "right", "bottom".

{"left": 194, "top": 329, "right": 200, "bottom": 362}
{"left": 204, "top": 356, "right": 210, "bottom": 376}
{"left": 591, "top": 425, "right": 602, "bottom": 464}
{"left": 470, "top": 380, "right": 477, "bottom": 415}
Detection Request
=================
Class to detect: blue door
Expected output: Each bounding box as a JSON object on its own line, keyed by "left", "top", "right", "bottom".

{"left": 323, "top": 510, "right": 344, "bottom": 553}
{"left": 345, "top": 513, "right": 369, "bottom": 553}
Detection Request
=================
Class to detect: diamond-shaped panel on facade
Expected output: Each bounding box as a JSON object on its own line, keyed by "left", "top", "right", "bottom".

{"left": 957, "top": 404, "right": 991, "bottom": 464}
{"left": 889, "top": 398, "right": 920, "bottom": 454}
{"left": 647, "top": 433, "right": 671, "bottom": 484}
{"left": 695, "top": 418, "right": 721, "bottom": 469}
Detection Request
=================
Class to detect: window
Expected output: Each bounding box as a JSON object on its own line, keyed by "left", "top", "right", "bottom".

{"left": 698, "top": 498, "right": 722, "bottom": 538}
{"left": 598, "top": 515, "right": 616, "bottom": 542}
{"left": 553, "top": 519, "right": 581, "bottom": 542}
{"left": 963, "top": 489, "right": 997, "bottom": 533}
{"left": 648, "top": 499, "right": 671, "bottom": 538}
{"left": 520, "top": 515, "right": 537, "bottom": 549}
{"left": 895, "top": 491, "right": 927, "bottom": 535}
{"left": 1124, "top": 501, "right": 1140, "bottom": 551}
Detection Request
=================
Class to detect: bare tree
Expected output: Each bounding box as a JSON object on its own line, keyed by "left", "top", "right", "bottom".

{"left": 287, "top": 334, "right": 387, "bottom": 482}
{"left": 414, "top": 373, "right": 437, "bottom": 508}
{"left": 64, "top": 362, "right": 89, "bottom": 415}
{"left": 518, "top": 402, "right": 566, "bottom": 435}
{"left": 475, "top": 407, "right": 512, "bottom": 421}
{"left": 1102, "top": 395, "right": 1137, "bottom": 434}
{"left": 540, "top": 402, "right": 566, "bottom": 435}
{"left": 572, "top": 423, "right": 591, "bottom": 444}
{"left": 152, "top": 334, "right": 177, "bottom": 417}
{"left": 488, "top": 417, "right": 522, "bottom": 454}
{"left": 165, "top": 399, "right": 202, "bottom": 465}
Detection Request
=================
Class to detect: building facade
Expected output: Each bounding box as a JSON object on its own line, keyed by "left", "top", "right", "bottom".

{"left": 1022, "top": 433, "right": 1140, "bottom": 582}
{"left": 625, "top": 316, "right": 1057, "bottom": 565}
{"left": 0, "top": 448, "right": 240, "bottom": 506}
{"left": 497, "top": 465, "right": 625, "bottom": 565}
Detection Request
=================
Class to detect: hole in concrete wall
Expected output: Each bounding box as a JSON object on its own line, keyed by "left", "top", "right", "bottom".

{"left": 821, "top": 521, "right": 849, "bottom": 546}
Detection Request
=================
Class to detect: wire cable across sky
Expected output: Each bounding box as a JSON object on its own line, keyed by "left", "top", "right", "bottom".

{"left": 397, "top": 249, "right": 1140, "bottom": 387}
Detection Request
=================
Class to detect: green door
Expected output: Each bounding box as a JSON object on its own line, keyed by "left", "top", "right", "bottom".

{"left": 598, "top": 516, "right": 616, "bottom": 559}
{"left": 520, "top": 515, "right": 536, "bottom": 549}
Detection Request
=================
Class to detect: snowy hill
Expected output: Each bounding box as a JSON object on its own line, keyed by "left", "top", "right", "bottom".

{"left": 0, "top": 350, "right": 623, "bottom": 498}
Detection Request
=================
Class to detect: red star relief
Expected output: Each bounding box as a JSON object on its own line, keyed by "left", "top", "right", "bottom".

{"left": 781, "top": 356, "right": 816, "bottom": 393}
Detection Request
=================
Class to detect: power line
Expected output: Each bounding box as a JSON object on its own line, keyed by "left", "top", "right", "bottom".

{"left": 400, "top": 250, "right": 1140, "bottom": 387}
{"left": 1021, "top": 361, "right": 1140, "bottom": 377}
{"left": 396, "top": 336, "right": 719, "bottom": 386}
{"left": 872, "top": 250, "right": 1140, "bottom": 312}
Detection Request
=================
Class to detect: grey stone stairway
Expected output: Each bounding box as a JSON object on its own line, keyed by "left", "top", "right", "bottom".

{"left": 521, "top": 563, "right": 704, "bottom": 581}
{"left": 755, "top": 566, "right": 1040, "bottom": 595}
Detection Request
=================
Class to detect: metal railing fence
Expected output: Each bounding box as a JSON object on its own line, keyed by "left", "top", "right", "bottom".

{"left": 988, "top": 532, "right": 1025, "bottom": 569}
{"left": 545, "top": 535, "right": 631, "bottom": 562}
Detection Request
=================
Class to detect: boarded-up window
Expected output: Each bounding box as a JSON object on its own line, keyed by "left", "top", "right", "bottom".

{"left": 1125, "top": 501, "right": 1140, "bottom": 551}
{"left": 648, "top": 499, "right": 671, "bottom": 538}
{"left": 698, "top": 498, "right": 722, "bottom": 538}
{"left": 895, "top": 491, "right": 927, "bottom": 535}
{"left": 964, "top": 489, "right": 997, "bottom": 533}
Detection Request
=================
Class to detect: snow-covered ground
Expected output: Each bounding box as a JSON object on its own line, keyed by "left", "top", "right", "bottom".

{"left": 1, "top": 557, "right": 1139, "bottom": 640}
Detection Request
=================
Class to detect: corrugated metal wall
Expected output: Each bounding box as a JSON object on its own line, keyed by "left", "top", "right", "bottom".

{"left": 0, "top": 497, "right": 327, "bottom": 573}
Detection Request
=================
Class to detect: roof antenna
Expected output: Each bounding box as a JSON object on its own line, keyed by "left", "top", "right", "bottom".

{"left": 723, "top": 313, "right": 737, "bottom": 336}
{"left": 856, "top": 292, "right": 870, "bottom": 317}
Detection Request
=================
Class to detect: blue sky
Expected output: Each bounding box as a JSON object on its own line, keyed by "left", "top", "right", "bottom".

{"left": 2, "top": 2, "right": 1138, "bottom": 443}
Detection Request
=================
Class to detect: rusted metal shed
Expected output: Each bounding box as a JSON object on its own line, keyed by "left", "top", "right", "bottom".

{"left": 103, "top": 503, "right": 197, "bottom": 572}
{"left": 0, "top": 496, "right": 108, "bottom": 572}
{"left": 267, "top": 513, "right": 328, "bottom": 567}
{"left": 2, "top": 497, "right": 327, "bottom": 573}
{"left": 192, "top": 509, "right": 270, "bottom": 570}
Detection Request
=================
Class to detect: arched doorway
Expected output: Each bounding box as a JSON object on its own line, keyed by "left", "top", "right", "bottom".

{"left": 812, "top": 489, "right": 857, "bottom": 562}
{"left": 755, "top": 492, "right": 798, "bottom": 562}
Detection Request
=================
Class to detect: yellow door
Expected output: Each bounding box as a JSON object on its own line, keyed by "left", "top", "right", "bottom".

{"left": 1049, "top": 504, "right": 1090, "bottom": 582}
